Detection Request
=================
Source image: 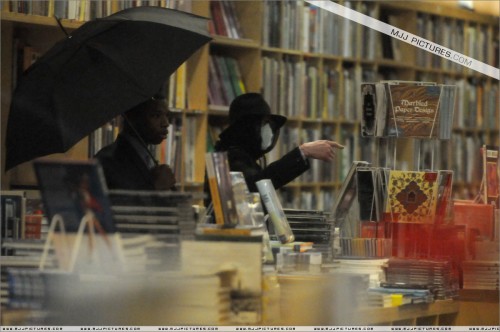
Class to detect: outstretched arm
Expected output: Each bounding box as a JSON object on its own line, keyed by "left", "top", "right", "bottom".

{"left": 299, "top": 140, "right": 345, "bottom": 162}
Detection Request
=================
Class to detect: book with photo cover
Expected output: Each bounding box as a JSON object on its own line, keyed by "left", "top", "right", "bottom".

{"left": 33, "top": 159, "right": 115, "bottom": 233}
{"left": 383, "top": 170, "right": 439, "bottom": 223}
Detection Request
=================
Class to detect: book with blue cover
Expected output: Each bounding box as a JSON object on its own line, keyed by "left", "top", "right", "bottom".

{"left": 34, "top": 159, "right": 115, "bottom": 233}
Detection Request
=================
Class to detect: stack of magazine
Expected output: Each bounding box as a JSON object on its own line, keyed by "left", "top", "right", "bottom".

{"left": 383, "top": 258, "right": 459, "bottom": 300}
{"left": 108, "top": 190, "right": 199, "bottom": 271}
{"left": 462, "top": 260, "right": 500, "bottom": 290}
{"left": 282, "top": 209, "right": 336, "bottom": 263}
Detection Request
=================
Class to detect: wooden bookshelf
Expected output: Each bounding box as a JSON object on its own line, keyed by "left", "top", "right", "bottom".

{"left": 1, "top": 0, "right": 498, "bottom": 208}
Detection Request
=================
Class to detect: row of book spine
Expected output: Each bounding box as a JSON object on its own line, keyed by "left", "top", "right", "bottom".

{"left": 208, "top": 54, "right": 246, "bottom": 107}
{"left": 6, "top": 0, "right": 497, "bottom": 70}
{"left": 262, "top": 0, "right": 368, "bottom": 58}
{"left": 451, "top": 133, "right": 485, "bottom": 185}
{"left": 452, "top": 78, "right": 499, "bottom": 130}
{"left": 262, "top": 1, "right": 497, "bottom": 66}
{"left": 4, "top": 0, "right": 191, "bottom": 20}
{"left": 416, "top": 13, "right": 496, "bottom": 70}
{"left": 208, "top": 1, "right": 244, "bottom": 39}
{"left": 262, "top": 57, "right": 375, "bottom": 121}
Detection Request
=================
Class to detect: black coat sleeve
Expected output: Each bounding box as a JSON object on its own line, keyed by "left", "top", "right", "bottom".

{"left": 229, "top": 147, "right": 310, "bottom": 192}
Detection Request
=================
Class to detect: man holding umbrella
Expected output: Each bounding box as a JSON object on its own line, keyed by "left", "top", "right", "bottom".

{"left": 94, "top": 92, "right": 176, "bottom": 191}
{"left": 5, "top": 6, "right": 212, "bottom": 181}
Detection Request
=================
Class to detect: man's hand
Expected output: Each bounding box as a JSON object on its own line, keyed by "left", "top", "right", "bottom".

{"left": 151, "top": 164, "right": 176, "bottom": 190}
{"left": 299, "top": 140, "right": 345, "bottom": 162}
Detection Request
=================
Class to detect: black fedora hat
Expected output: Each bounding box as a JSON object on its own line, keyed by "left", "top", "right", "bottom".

{"left": 229, "top": 93, "right": 287, "bottom": 128}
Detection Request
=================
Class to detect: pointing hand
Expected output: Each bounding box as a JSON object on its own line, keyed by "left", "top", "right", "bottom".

{"left": 299, "top": 140, "right": 345, "bottom": 162}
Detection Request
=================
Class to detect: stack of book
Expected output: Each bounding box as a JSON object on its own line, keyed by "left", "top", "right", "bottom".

{"left": 364, "top": 285, "right": 434, "bottom": 307}
{"left": 384, "top": 258, "right": 459, "bottom": 300}
{"left": 276, "top": 248, "right": 323, "bottom": 274}
{"left": 1, "top": 239, "right": 58, "bottom": 309}
{"left": 329, "top": 258, "right": 388, "bottom": 289}
{"left": 181, "top": 240, "right": 263, "bottom": 324}
{"left": 17, "top": 271, "right": 233, "bottom": 326}
{"left": 462, "top": 260, "right": 499, "bottom": 290}
{"left": 5, "top": 268, "right": 47, "bottom": 310}
{"left": 108, "top": 190, "right": 198, "bottom": 271}
{"left": 362, "top": 291, "right": 402, "bottom": 308}
{"left": 282, "top": 209, "right": 336, "bottom": 262}
{"left": 152, "top": 272, "right": 233, "bottom": 325}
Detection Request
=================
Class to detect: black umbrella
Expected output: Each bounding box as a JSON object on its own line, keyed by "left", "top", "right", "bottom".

{"left": 5, "top": 6, "right": 211, "bottom": 171}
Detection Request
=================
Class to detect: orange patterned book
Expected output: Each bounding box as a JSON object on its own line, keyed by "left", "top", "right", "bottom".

{"left": 384, "top": 170, "right": 439, "bottom": 223}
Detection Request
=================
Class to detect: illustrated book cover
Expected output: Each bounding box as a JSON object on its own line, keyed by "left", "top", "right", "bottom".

{"left": 383, "top": 170, "right": 439, "bottom": 223}
{"left": 386, "top": 82, "right": 441, "bottom": 138}
{"left": 362, "top": 81, "right": 455, "bottom": 139}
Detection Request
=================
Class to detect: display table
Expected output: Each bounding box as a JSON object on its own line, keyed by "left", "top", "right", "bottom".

{"left": 455, "top": 290, "right": 499, "bottom": 326}
{"left": 277, "top": 274, "right": 460, "bottom": 326}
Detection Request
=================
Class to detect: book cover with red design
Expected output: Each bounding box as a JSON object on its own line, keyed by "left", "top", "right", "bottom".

{"left": 384, "top": 170, "right": 439, "bottom": 223}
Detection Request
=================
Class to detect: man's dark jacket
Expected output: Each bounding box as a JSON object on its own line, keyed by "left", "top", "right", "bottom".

{"left": 94, "top": 133, "right": 155, "bottom": 190}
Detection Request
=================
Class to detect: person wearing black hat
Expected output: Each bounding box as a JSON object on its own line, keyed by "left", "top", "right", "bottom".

{"left": 204, "top": 92, "right": 344, "bottom": 206}
{"left": 94, "top": 95, "right": 176, "bottom": 191}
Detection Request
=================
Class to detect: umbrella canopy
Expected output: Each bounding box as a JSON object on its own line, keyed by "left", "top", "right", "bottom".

{"left": 5, "top": 6, "right": 211, "bottom": 171}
